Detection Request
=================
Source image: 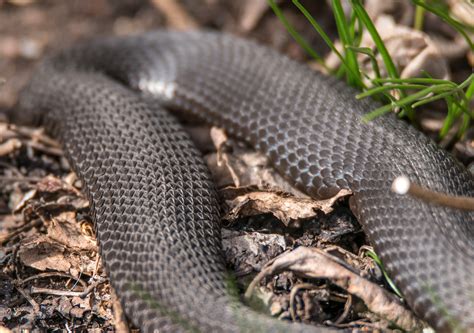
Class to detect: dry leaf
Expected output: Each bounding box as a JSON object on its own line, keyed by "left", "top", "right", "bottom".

{"left": 46, "top": 210, "right": 97, "bottom": 252}
{"left": 225, "top": 190, "right": 352, "bottom": 226}
{"left": 36, "top": 175, "right": 80, "bottom": 196}
{"left": 18, "top": 235, "right": 97, "bottom": 276}
{"left": 238, "top": 0, "right": 269, "bottom": 32}
{"left": 12, "top": 188, "right": 36, "bottom": 213}
{"left": 246, "top": 247, "right": 425, "bottom": 332}
{"left": 0, "top": 327, "right": 13, "bottom": 333}
{"left": 150, "top": 0, "right": 199, "bottom": 30}
{"left": 206, "top": 150, "right": 309, "bottom": 198}
{"left": 222, "top": 229, "right": 287, "bottom": 273}
{"left": 0, "top": 138, "right": 21, "bottom": 156}
{"left": 206, "top": 127, "right": 310, "bottom": 197}
{"left": 364, "top": 0, "right": 413, "bottom": 26}
{"left": 325, "top": 15, "right": 450, "bottom": 84}
{"left": 449, "top": 0, "right": 474, "bottom": 27}
{"left": 18, "top": 236, "right": 72, "bottom": 273}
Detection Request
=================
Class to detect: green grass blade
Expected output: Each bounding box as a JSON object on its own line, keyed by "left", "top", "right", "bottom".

{"left": 347, "top": 46, "right": 382, "bottom": 80}
{"left": 440, "top": 97, "right": 458, "bottom": 138}
{"left": 414, "top": 1, "right": 426, "bottom": 30}
{"left": 267, "top": 0, "right": 328, "bottom": 70}
{"left": 365, "top": 250, "right": 403, "bottom": 298}
{"left": 459, "top": 114, "right": 471, "bottom": 138}
{"left": 350, "top": 0, "right": 415, "bottom": 119}
{"left": 348, "top": 10, "right": 363, "bottom": 46}
{"left": 292, "top": 0, "right": 366, "bottom": 88}
{"left": 331, "top": 0, "right": 361, "bottom": 86}
{"left": 455, "top": 77, "right": 474, "bottom": 137}
{"left": 350, "top": 0, "right": 399, "bottom": 80}
{"left": 357, "top": 84, "right": 427, "bottom": 99}
{"left": 373, "top": 77, "right": 457, "bottom": 86}
{"left": 363, "top": 84, "right": 454, "bottom": 121}
{"left": 411, "top": 90, "right": 461, "bottom": 108}
{"left": 411, "top": 0, "right": 474, "bottom": 50}
{"left": 271, "top": 0, "right": 471, "bottom": 138}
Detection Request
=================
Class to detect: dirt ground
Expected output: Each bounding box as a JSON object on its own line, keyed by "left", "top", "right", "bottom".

{"left": 0, "top": 0, "right": 472, "bottom": 332}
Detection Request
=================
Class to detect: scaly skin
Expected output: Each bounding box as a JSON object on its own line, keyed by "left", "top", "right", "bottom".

{"left": 12, "top": 31, "right": 474, "bottom": 332}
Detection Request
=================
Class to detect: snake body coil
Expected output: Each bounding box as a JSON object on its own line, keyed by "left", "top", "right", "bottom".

{"left": 13, "top": 31, "right": 474, "bottom": 332}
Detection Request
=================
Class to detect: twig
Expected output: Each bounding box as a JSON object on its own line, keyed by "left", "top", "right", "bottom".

{"left": 0, "top": 218, "right": 42, "bottom": 245}
{"left": 246, "top": 247, "right": 424, "bottom": 331}
{"left": 14, "top": 284, "right": 40, "bottom": 312}
{"left": 150, "top": 0, "right": 198, "bottom": 30}
{"left": 110, "top": 287, "right": 131, "bottom": 333}
{"left": 332, "top": 319, "right": 385, "bottom": 329}
{"left": 0, "top": 175, "right": 42, "bottom": 183}
{"left": 18, "top": 272, "right": 88, "bottom": 289}
{"left": 333, "top": 294, "right": 352, "bottom": 325}
{"left": 30, "top": 279, "right": 106, "bottom": 298}
{"left": 392, "top": 176, "right": 474, "bottom": 211}
{"left": 92, "top": 252, "right": 101, "bottom": 280}
{"left": 0, "top": 138, "right": 21, "bottom": 156}
{"left": 27, "top": 140, "right": 63, "bottom": 156}
{"left": 289, "top": 283, "right": 319, "bottom": 321}
{"left": 9, "top": 125, "right": 60, "bottom": 148}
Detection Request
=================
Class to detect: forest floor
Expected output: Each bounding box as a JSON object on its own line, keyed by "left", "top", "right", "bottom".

{"left": 0, "top": 0, "right": 472, "bottom": 332}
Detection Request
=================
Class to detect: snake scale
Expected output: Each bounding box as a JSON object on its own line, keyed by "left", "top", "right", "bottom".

{"left": 10, "top": 31, "right": 474, "bottom": 332}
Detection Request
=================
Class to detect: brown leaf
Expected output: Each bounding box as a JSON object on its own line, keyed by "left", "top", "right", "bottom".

{"left": 225, "top": 190, "right": 352, "bottom": 226}
{"left": 325, "top": 14, "right": 450, "bottom": 84}
{"left": 206, "top": 150, "right": 310, "bottom": 198}
{"left": 12, "top": 188, "right": 36, "bottom": 213}
{"left": 206, "top": 127, "right": 310, "bottom": 197}
{"left": 18, "top": 236, "right": 72, "bottom": 273}
{"left": 449, "top": 0, "right": 474, "bottom": 27}
{"left": 222, "top": 229, "right": 287, "bottom": 273}
{"left": 246, "top": 247, "right": 425, "bottom": 331}
{"left": 17, "top": 235, "right": 97, "bottom": 276}
{"left": 36, "top": 175, "right": 80, "bottom": 196}
{"left": 0, "top": 138, "right": 21, "bottom": 156}
{"left": 46, "top": 210, "right": 97, "bottom": 252}
{"left": 150, "top": 0, "right": 199, "bottom": 30}
{"left": 238, "top": 0, "right": 269, "bottom": 32}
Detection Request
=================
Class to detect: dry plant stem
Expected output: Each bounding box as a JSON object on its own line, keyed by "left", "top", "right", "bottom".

{"left": 14, "top": 284, "right": 40, "bottom": 312}
{"left": 0, "top": 218, "right": 42, "bottom": 245}
{"left": 18, "top": 272, "right": 88, "bottom": 289}
{"left": 392, "top": 176, "right": 474, "bottom": 211}
{"left": 334, "top": 319, "right": 383, "bottom": 329}
{"left": 0, "top": 138, "right": 21, "bottom": 156}
{"left": 30, "top": 279, "right": 105, "bottom": 298}
{"left": 110, "top": 287, "right": 131, "bottom": 333}
{"left": 150, "top": 0, "right": 199, "bottom": 30}
{"left": 245, "top": 247, "right": 424, "bottom": 331}
{"left": 0, "top": 161, "right": 22, "bottom": 176}
{"left": 0, "top": 175, "right": 42, "bottom": 182}
{"left": 289, "top": 283, "right": 319, "bottom": 321}
{"left": 92, "top": 252, "right": 101, "bottom": 279}
{"left": 9, "top": 125, "right": 61, "bottom": 148}
{"left": 334, "top": 294, "right": 352, "bottom": 325}
{"left": 27, "top": 140, "right": 63, "bottom": 156}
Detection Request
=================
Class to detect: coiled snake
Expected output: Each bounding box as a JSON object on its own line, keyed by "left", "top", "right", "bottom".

{"left": 11, "top": 31, "right": 474, "bottom": 332}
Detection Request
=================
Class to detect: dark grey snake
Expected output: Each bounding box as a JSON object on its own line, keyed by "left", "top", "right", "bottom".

{"left": 10, "top": 31, "right": 474, "bottom": 332}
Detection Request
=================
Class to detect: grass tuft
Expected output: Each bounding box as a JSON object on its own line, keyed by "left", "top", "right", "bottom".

{"left": 364, "top": 249, "right": 403, "bottom": 299}
{"left": 267, "top": 0, "right": 473, "bottom": 138}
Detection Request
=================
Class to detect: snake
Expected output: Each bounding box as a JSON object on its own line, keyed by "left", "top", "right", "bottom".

{"left": 9, "top": 31, "right": 474, "bottom": 332}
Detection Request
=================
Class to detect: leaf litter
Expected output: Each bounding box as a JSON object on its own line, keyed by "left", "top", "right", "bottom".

{"left": 0, "top": 117, "right": 423, "bottom": 331}
{"left": 0, "top": 122, "right": 118, "bottom": 331}
{"left": 2, "top": 0, "right": 469, "bottom": 331}
{"left": 201, "top": 125, "right": 424, "bottom": 331}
